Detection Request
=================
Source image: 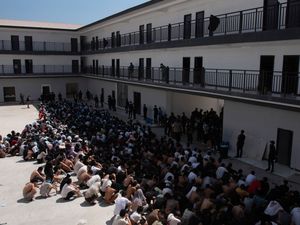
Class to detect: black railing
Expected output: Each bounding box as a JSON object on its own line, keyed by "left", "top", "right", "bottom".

{"left": 84, "top": 65, "right": 300, "bottom": 97}
{"left": 0, "top": 40, "right": 73, "bottom": 52}
{"left": 84, "top": 1, "right": 300, "bottom": 52}
{"left": 0, "top": 65, "right": 76, "bottom": 75}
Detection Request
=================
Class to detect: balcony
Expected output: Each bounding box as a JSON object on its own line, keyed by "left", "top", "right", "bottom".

{"left": 0, "top": 65, "right": 78, "bottom": 76}
{"left": 83, "top": 65, "right": 300, "bottom": 107}
{"left": 83, "top": 1, "right": 300, "bottom": 53}
{"left": 0, "top": 40, "right": 79, "bottom": 55}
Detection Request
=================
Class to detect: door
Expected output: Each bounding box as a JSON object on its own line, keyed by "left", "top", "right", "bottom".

{"left": 184, "top": 14, "right": 192, "bottom": 39}
{"left": 25, "top": 59, "right": 33, "bottom": 74}
{"left": 263, "top": 0, "right": 279, "bottom": 30}
{"left": 195, "top": 11, "right": 204, "bottom": 38}
{"left": 95, "top": 37, "right": 99, "bottom": 50}
{"left": 146, "top": 23, "right": 152, "bottom": 43}
{"left": 276, "top": 128, "right": 293, "bottom": 166}
{"left": 139, "top": 25, "right": 145, "bottom": 44}
{"left": 282, "top": 55, "right": 299, "bottom": 94}
{"left": 116, "top": 59, "right": 120, "bottom": 77}
{"left": 95, "top": 60, "right": 99, "bottom": 74}
{"left": 116, "top": 31, "right": 121, "bottom": 47}
{"left": 133, "top": 92, "right": 141, "bottom": 115}
{"left": 42, "top": 85, "right": 51, "bottom": 97}
{"left": 11, "top": 35, "right": 19, "bottom": 51}
{"left": 139, "top": 58, "right": 144, "bottom": 80}
{"left": 92, "top": 60, "right": 96, "bottom": 74}
{"left": 182, "top": 57, "right": 190, "bottom": 84}
{"left": 81, "top": 57, "right": 87, "bottom": 73}
{"left": 259, "top": 56, "right": 275, "bottom": 93}
{"left": 112, "top": 59, "right": 115, "bottom": 76}
{"left": 286, "top": 0, "right": 300, "bottom": 28}
{"left": 111, "top": 32, "right": 115, "bottom": 48}
{"left": 72, "top": 60, "right": 79, "bottom": 74}
{"left": 71, "top": 38, "right": 78, "bottom": 52}
{"left": 25, "top": 36, "right": 33, "bottom": 51}
{"left": 66, "top": 83, "right": 78, "bottom": 98}
{"left": 194, "top": 57, "right": 203, "bottom": 85}
{"left": 91, "top": 37, "right": 95, "bottom": 51}
{"left": 80, "top": 36, "right": 86, "bottom": 51}
{"left": 146, "top": 58, "right": 152, "bottom": 79}
{"left": 3, "top": 87, "right": 16, "bottom": 102}
{"left": 13, "top": 59, "right": 21, "bottom": 74}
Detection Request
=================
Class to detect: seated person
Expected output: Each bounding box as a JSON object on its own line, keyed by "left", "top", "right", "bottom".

{"left": 40, "top": 180, "right": 58, "bottom": 198}
{"left": 61, "top": 178, "right": 82, "bottom": 200}
{"left": 30, "top": 166, "right": 45, "bottom": 184}
{"left": 84, "top": 182, "right": 101, "bottom": 205}
{"left": 23, "top": 182, "right": 37, "bottom": 201}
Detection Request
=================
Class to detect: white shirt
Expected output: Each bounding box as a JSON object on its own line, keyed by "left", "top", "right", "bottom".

{"left": 188, "top": 171, "right": 197, "bottom": 183}
{"left": 61, "top": 183, "right": 75, "bottom": 198}
{"left": 291, "top": 207, "right": 300, "bottom": 225}
{"left": 130, "top": 211, "right": 141, "bottom": 223}
{"left": 100, "top": 178, "right": 112, "bottom": 192}
{"left": 74, "top": 161, "right": 84, "bottom": 175}
{"left": 216, "top": 166, "right": 228, "bottom": 179}
{"left": 167, "top": 213, "right": 181, "bottom": 225}
{"left": 245, "top": 173, "right": 256, "bottom": 186}
{"left": 114, "top": 196, "right": 131, "bottom": 216}
{"left": 87, "top": 175, "right": 101, "bottom": 188}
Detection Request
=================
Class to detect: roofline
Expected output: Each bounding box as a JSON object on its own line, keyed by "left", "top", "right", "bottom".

{"left": 77, "top": 0, "right": 163, "bottom": 31}
{"left": 0, "top": 0, "right": 163, "bottom": 32}
{"left": 0, "top": 25, "right": 78, "bottom": 32}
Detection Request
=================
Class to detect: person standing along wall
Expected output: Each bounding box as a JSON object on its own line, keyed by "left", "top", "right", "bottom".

{"left": 236, "top": 130, "right": 245, "bottom": 158}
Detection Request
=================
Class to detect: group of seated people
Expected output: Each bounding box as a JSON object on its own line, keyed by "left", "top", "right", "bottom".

{"left": 1, "top": 100, "right": 300, "bottom": 225}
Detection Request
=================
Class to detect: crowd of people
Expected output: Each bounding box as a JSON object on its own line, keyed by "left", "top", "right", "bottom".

{"left": 0, "top": 100, "right": 300, "bottom": 225}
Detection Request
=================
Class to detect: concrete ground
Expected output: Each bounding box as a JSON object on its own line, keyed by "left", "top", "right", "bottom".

{"left": 0, "top": 103, "right": 299, "bottom": 225}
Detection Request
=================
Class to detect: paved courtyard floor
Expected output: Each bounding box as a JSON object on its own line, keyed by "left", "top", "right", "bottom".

{"left": 0, "top": 103, "right": 299, "bottom": 225}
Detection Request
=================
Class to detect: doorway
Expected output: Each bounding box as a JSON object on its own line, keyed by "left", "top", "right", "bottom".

{"left": 263, "top": 0, "right": 279, "bottom": 30}
{"left": 286, "top": 0, "right": 300, "bottom": 28}
{"left": 259, "top": 56, "right": 275, "bottom": 93}
{"left": 139, "top": 25, "right": 145, "bottom": 44}
{"left": 13, "top": 59, "right": 22, "bottom": 74}
{"left": 184, "top": 14, "right": 192, "bottom": 39}
{"left": 146, "top": 23, "right": 152, "bottom": 43}
{"left": 116, "top": 59, "right": 120, "bottom": 77}
{"left": 11, "top": 35, "right": 19, "bottom": 51}
{"left": 282, "top": 55, "right": 299, "bottom": 95}
{"left": 182, "top": 57, "right": 190, "bottom": 84}
{"left": 42, "top": 85, "right": 51, "bottom": 96}
{"left": 139, "top": 58, "right": 144, "bottom": 80}
{"left": 276, "top": 128, "right": 293, "bottom": 166}
{"left": 25, "top": 59, "right": 33, "bottom": 74}
{"left": 72, "top": 60, "right": 79, "bottom": 74}
{"left": 25, "top": 36, "right": 33, "bottom": 51}
{"left": 112, "top": 59, "right": 115, "bottom": 76}
{"left": 71, "top": 38, "right": 78, "bottom": 52}
{"left": 66, "top": 83, "right": 78, "bottom": 99}
{"left": 111, "top": 32, "right": 115, "bottom": 48}
{"left": 195, "top": 11, "right": 204, "bottom": 38}
{"left": 133, "top": 92, "right": 141, "bottom": 114}
{"left": 194, "top": 57, "right": 203, "bottom": 85}
{"left": 146, "top": 58, "right": 152, "bottom": 79}
{"left": 3, "top": 87, "right": 16, "bottom": 102}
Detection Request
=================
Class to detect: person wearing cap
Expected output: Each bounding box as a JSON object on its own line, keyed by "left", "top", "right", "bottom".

{"left": 266, "top": 140, "right": 277, "bottom": 173}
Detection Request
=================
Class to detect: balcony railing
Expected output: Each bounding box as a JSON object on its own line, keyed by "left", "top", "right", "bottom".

{"left": 84, "top": 1, "right": 300, "bottom": 52}
{"left": 0, "top": 65, "right": 77, "bottom": 75}
{"left": 0, "top": 40, "right": 74, "bottom": 52}
{"left": 84, "top": 65, "right": 300, "bottom": 98}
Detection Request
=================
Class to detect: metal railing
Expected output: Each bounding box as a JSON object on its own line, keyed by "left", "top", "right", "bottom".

{"left": 0, "top": 40, "right": 73, "bottom": 52}
{"left": 84, "top": 65, "right": 300, "bottom": 97}
{"left": 83, "top": 1, "right": 300, "bottom": 52}
{"left": 0, "top": 65, "right": 76, "bottom": 75}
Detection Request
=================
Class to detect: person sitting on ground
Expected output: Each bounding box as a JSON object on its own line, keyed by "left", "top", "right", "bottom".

{"left": 113, "top": 208, "right": 132, "bottom": 225}
{"left": 30, "top": 166, "right": 45, "bottom": 184}
{"left": 40, "top": 179, "right": 58, "bottom": 198}
{"left": 84, "top": 181, "right": 101, "bottom": 205}
{"left": 23, "top": 182, "right": 37, "bottom": 201}
{"left": 61, "top": 177, "right": 82, "bottom": 200}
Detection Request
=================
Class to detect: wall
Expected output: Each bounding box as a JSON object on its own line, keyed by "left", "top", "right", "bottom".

{"left": 0, "top": 76, "right": 86, "bottom": 102}
{"left": 223, "top": 100, "right": 300, "bottom": 170}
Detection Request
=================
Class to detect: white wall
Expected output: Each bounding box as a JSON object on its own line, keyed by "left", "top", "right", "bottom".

{"left": 0, "top": 77, "right": 86, "bottom": 102}
{"left": 86, "top": 78, "right": 117, "bottom": 103}
{"left": 223, "top": 100, "right": 300, "bottom": 170}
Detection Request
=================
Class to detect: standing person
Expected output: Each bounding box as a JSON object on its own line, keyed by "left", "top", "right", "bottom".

{"left": 100, "top": 91, "right": 104, "bottom": 107}
{"left": 26, "top": 96, "right": 30, "bottom": 108}
{"left": 78, "top": 90, "right": 83, "bottom": 101}
{"left": 128, "top": 101, "right": 134, "bottom": 119}
{"left": 125, "top": 99, "right": 129, "bottom": 114}
{"left": 58, "top": 93, "right": 62, "bottom": 101}
{"left": 236, "top": 130, "right": 245, "bottom": 158}
{"left": 153, "top": 105, "right": 158, "bottom": 124}
{"left": 94, "top": 95, "right": 99, "bottom": 108}
{"left": 128, "top": 63, "right": 134, "bottom": 79}
{"left": 20, "top": 93, "right": 24, "bottom": 104}
{"left": 143, "top": 104, "right": 148, "bottom": 120}
{"left": 266, "top": 140, "right": 277, "bottom": 173}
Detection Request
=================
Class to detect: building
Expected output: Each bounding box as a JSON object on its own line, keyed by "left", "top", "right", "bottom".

{"left": 0, "top": 0, "right": 299, "bottom": 169}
